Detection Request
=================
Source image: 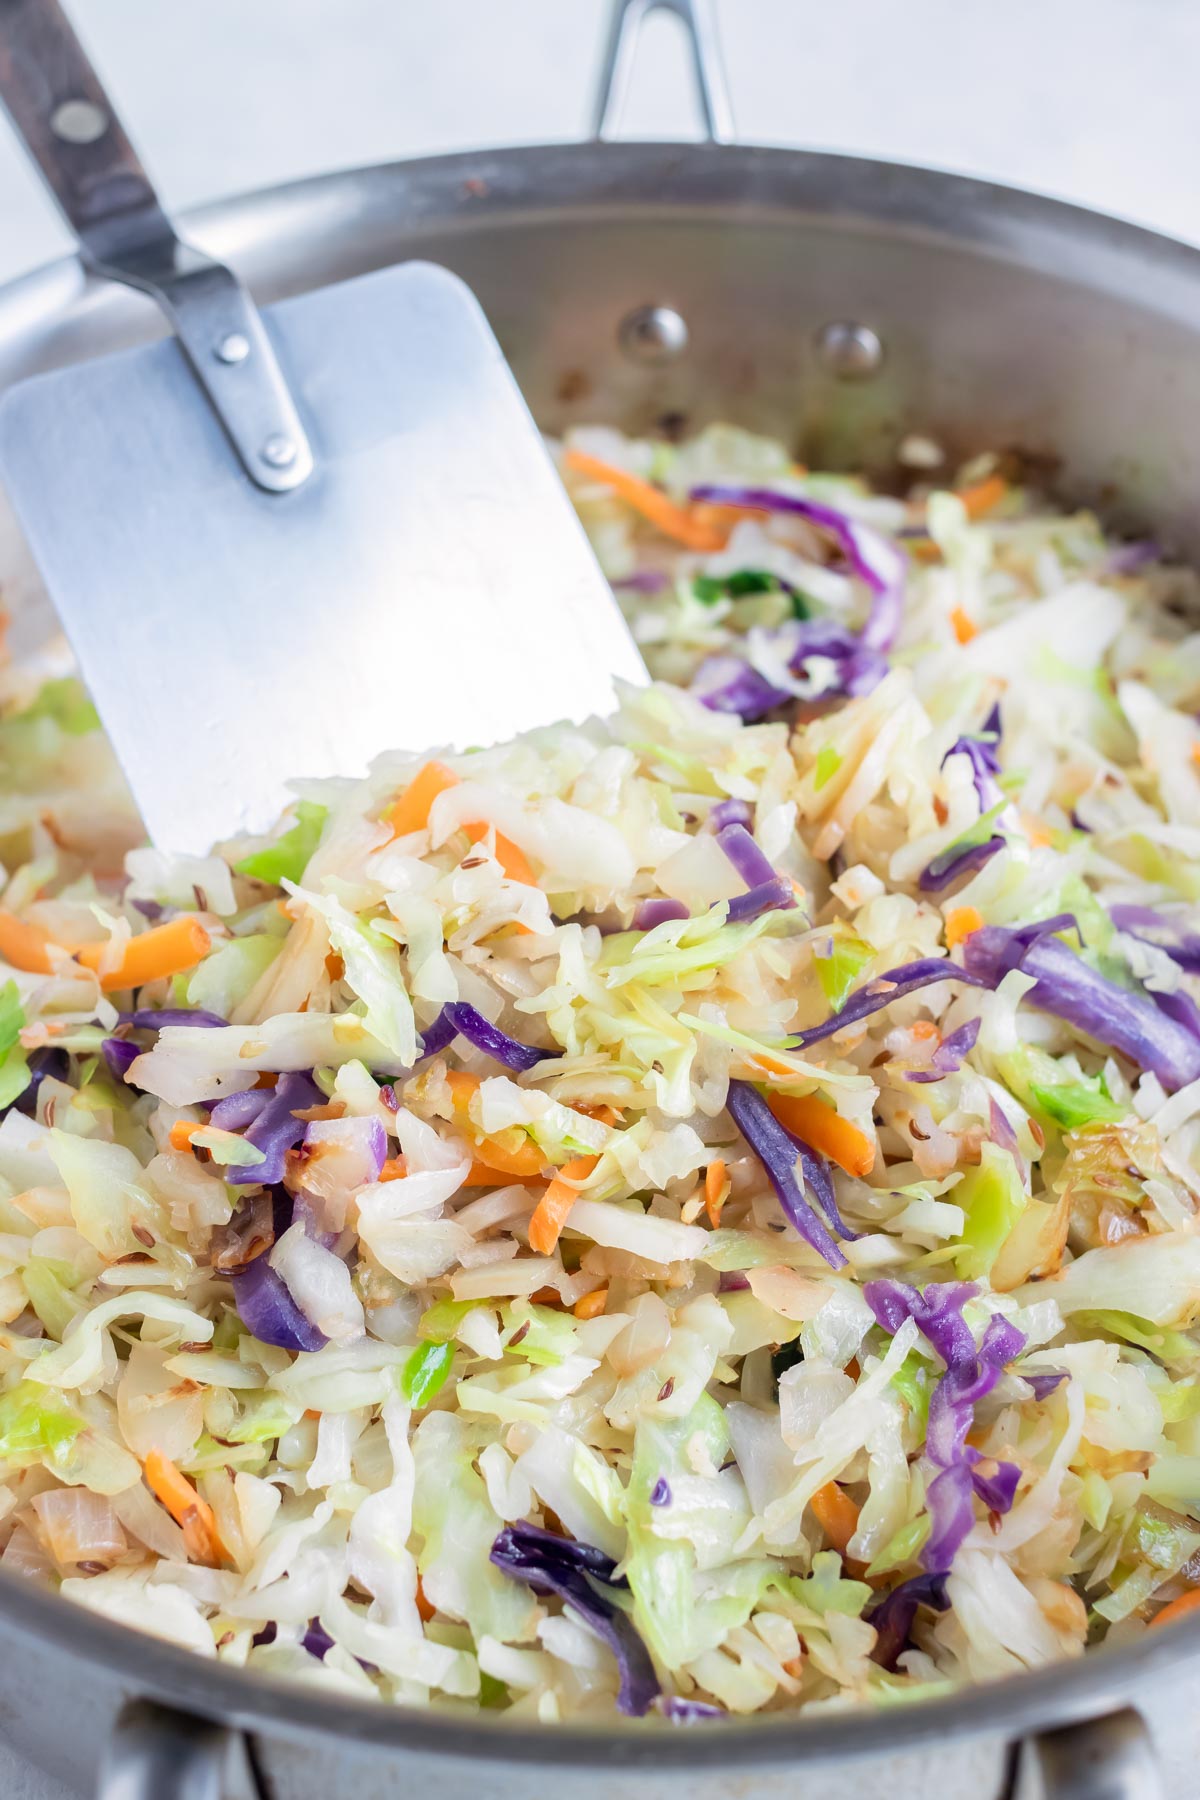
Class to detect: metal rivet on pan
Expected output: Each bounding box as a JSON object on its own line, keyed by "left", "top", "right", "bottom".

{"left": 261, "top": 435, "right": 297, "bottom": 470}
{"left": 618, "top": 305, "right": 689, "bottom": 365}
{"left": 214, "top": 332, "right": 250, "bottom": 365}
{"left": 49, "top": 98, "right": 109, "bottom": 144}
{"left": 815, "top": 320, "right": 884, "bottom": 379}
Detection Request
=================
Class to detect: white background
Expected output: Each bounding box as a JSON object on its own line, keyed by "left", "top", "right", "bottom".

{"left": 1, "top": 1, "right": 1197, "bottom": 1793}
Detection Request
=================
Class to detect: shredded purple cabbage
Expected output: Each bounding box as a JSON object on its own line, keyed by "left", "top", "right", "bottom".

{"left": 490, "top": 1524, "right": 660, "bottom": 1717}
{"left": 963, "top": 918, "right": 1200, "bottom": 1093}
{"left": 792, "top": 957, "right": 991, "bottom": 1049}
{"left": 905, "top": 1018, "right": 981, "bottom": 1084}
{"left": 714, "top": 822, "right": 777, "bottom": 889}
{"left": 659, "top": 1697, "right": 724, "bottom": 1723}
{"left": 942, "top": 709, "right": 1003, "bottom": 811}
{"left": 120, "top": 1008, "right": 227, "bottom": 1030}
{"left": 1023, "top": 1369, "right": 1068, "bottom": 1401}
{"left": 613, "top": 568, "right": 670, "bottom": 594}
{"left": 709, "top": 798, "right": 753, "bottom": 831}
{"left": 918, "top": 834, "right": 1005, "bottom": 894}
{"left": 725, "top": 1081, "right": 846, "bottom": 1268}
{"left": 867, "top": 1571, "right": 950, "bottom": 1669}
{"left": 723, "top": 877, "right": 797, "bottom": 924}
{"left": 689, "top": 485, "right": 906, "bottom": 651}
{"left": 417, "top": 1002, "right": 555, "bottom": 1073}
{"left": 988, "top": 1096, "right": 1023, "bottom": 1164}
{"left": 209, "top": 1087, "right": 272, "bottom": 1132}
{"left": 9, "top": 1046, "right": 67, "bottom": 1118}
{"left": 1111, "top": 905, "right": 1200, "bottom": 975}
{"left": 230, "top": 1246, "right": 327, "bottom": 1353}
{"left": 865, "top": 1280, "right": 1025, "bottom": 1574}
{"left": 649, "top": 1479, "right": 672, "bottom": 1507}
{"left": 691, "top": 618, "right": 888, "bottom": 722}
{"left": 101, "top": 1037, "right": 141, "bottom": 1082}
{"left": 1106, "top": 539, "right": 1160, "bottom": 576}
{"left": 633, "top": 897, "right": 690, "bottom": 931}
{"left": 227, "top": 1071, "right": 322, "bottom": 1189}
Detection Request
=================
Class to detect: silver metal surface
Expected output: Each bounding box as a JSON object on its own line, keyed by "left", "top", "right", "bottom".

{"left": 1015, "top": 1709, "right": 1163, "bottom": 1800}
{"left": 0, "top": 0, "right": 311, "bottom": 493}
{"left": 0, "top": 7, "right": 1199, "bottom": 1798}
{"left": 98, "top": 1702, "right": 260, "bottom": 1800}
{"left": 593, "top": 0, "right": 734, "bottom": 143}
{"left": 618, "top": 301, "right": 689, "bottom": 363}
{"left": 0, "top": 257, "right": 644, "bottom": 851}
{"left": 815, "top": 319, "right": 885, "bottom": 380}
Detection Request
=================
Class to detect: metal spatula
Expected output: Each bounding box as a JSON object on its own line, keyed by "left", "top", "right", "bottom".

{"left": 0, "top": 0, "right": 644, "bottom": 852}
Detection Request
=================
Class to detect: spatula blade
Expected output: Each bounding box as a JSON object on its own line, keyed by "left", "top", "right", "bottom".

{"left": 0, "top": 261, "right": 645, "bottom": 852}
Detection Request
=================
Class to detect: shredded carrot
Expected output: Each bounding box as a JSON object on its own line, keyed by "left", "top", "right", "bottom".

{"left": 379, "top": 1156, "right": 407, "bottom": 1181}
{"left": 0, "top": 911, "right": 54, "bottom": 974}
{"left": 908, "top": 1020, "right": 940, "bottom": 1042}
{"left": 169, "top": 1121, "right": 201, "bottom": 1153}
{"left": 564, "top": 448, "right": 727, "bottom": 552}
{"left": 444, "top": 1069, "right": 481, "bottom": 1106}
{"left": 768, "top": 1093, "right": 875, "bottom": 1178}
{"left": 569, "top": 1102, "right": 623, "bottom": 1127}
{"left": 704, "top": 1158, "right": 729, "bottom": 1227}
{"left": 749, "top": 1053, "right": 801, "bottom": 1081}
{"left": 1149, "top": 1587, "right": 1200, "bottom": 1630}
{"left": 1191, "top": 741, "right": 1200, "bottom": 770}
{"left": 688, "top": 500, "right": 774, "bottom": 536}
{"left": 528, "top": 1155, "right": 599, "bottom": 1256}
{"left": 464, "top": 1139, "right": 550, "bottom": 1182}
{"left": 76, "top": 916, "right": 211, "bottom": 993}
{"left": 950, "top": 605, "right": 978, "bottom": 645}
{"left": 384, "top": 760, "right": 460, "bottom": 838}
{"left": 574, "top": 1287, "right": 609, "bottom": 1320}
{"left": 143, "top": 1449, "right": 227, "bottom": 1567}
{"left": 253, "top": 1072, "right": 278, "bottom": 1090}
{"left": 945, "top": 905, "right": 983, "bottom": 949}
{"left": 957, "top": 474, "right": 1008, "bottom": 521}
{"left": 464, "top": 821, "right": 537, "bottom": 886}
{"left": 810, "top": 1481, "right": 861, "bottom": 1556}
{"left": 415, "top": 1577, "right": 436, "bottom": 1623}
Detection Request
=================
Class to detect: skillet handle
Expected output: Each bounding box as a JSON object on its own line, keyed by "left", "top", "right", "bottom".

{"left": 1015, "top": 1708, "right": 1163, "bottom": 1800}
{"left": 96, "top": 1700, "right": 262, "bottom": 1800}
{"left": 592, "top": 0, "right": 734, "bottom": 144}
{"left": 0, "top": 0, "right": 311, "bottom": 492}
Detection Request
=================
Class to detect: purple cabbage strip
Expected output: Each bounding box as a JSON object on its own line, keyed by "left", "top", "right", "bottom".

{"left": 963, "top": 921, "right": 1200, "bottom": 1093}
{"left": 302, "top": 1618, "right": 335, "bottom": 1660}
{"left": 490, "top": 1524, "right": 660, "bottom": 1717}
{"left": 690, "top": 484, "right": 907, "bottom": 652}
{"left": 691, "top": 618, "right": 889, "bottom": 722}
{"left": 988, "top": 1096, "right": 1022, "bottom": 1164}
{"left": 209, "top": 1087, "right": 272, "bottom": 1132}
{"left": 227, "top": 1071, "right": 322, "bottom": 1188}
{"left": 660, "top": 1697, "right": 724, "bottom": 1723}
{"left": 1106, "top": 539, "right": 1160, "bottom": 576}
{"left": 723, "top": 877, "right": 797, "bottom": 924}
{"left": 1111, "top": 904, "right": 1200, "bottom": 976}
{"left": 865, "top": 1280, "right": 1026, "bottom": 1575}
{"left": 101, "top": 1038, "right": 141, "bottom": 1082}
{"left": 905, "top": 1017, "right": 981, "bottom": 1084}
{"left": 120, "top": 1007, "right": 227, "bottom": 1030}
{"left": 792, "top": 957, "right": 991, "bottom": 1049}
{"left": 613, "top": 568, "right": 670, "bottom": 594}
{"left": 867, "top": 1571, "right": 950, "bottom": 1670}
{"left": 9, "top": 1045, "right": 67, "bottom": 1118}
{"left": 725, "top": 1080, "right": 846, "bottom": 1268}
{"left": 715, "top": 822, "right": 778, "bottom": 890}
{"left": 941, "top": 720, "right": 1003, "bottom": 812}
{"left": 416, "top": 1002, "right": 555, "bottom": 1073}
{"left": 1023, "top": 1369, "right": 1068, "bottom": 1401}
{"left": 709, "top": 798, "right": 753, "bottom": 831}
{"left": 966, "top": 1449, "right": 1022, "bottom": 1514}
{"left": 918, "top": 834, "right": 1005, "bottom": 894}
{"left": 792, "top": 1139, "right": 861, "bottom": 1241}
{"left": 633, "top": 897, "right": 691, "bottom": 931}
{"left": 231, "top": 1249, "right": 327, "bottom": 1353}
{"left": 649, "top": 1479, "right": 672, "bottom": 1507}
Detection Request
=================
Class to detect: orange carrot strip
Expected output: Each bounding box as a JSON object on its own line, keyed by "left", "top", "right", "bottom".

{"left": 465, "top": 821, "right": 537, "bottom": 886}
{"left": 379, "top": 1156, "right": 407, "bottom": 1181}
{"left": 465, "top": 1139, "right": 550, "bottom": 1182}
{"left": 768, "top": 1093, "right": 875, "bottom": 1178}
{"left": 950, "top": 605, "right": 978, "bottom": 645}
{"left": 564, "top": 449, "right": 726, "bottom": 552}
{"left": 1149, "top": 1588, "right": 1200, "bottom": 1630}
{"left": 76, "top": 916, "right": 211, "bottom": 993}
{"left": 569, "top": 1102, "right": 623, "bottom": 1127}
{"left": 444, "top": 1069, "right": 481, "bottom": 1106}
{"left": 810, "top": 1481, "right": 861, "bottom": 1556}
{"left": 574, "top": 1287, "right": 609, "bottom": 1320}
{"left": 704, "top": 1158, "right": 729, "bottom": 1228}
{"left": 415, "top": 1577, "right": 436, "bottom": 1623}
{"left": 1191, "top": 742, "right": 1200, "bottom": 770}
{"left": 945, "top": 905, "right": 983, "bottom": 950}
{"left": 169, "top": 1121, "right": 201, "bottom": 1152}
{"left": 957, "top": 474, "right": 1008, "bottom": 520}
{"left": 143, "top": 1449, "right": 227, "bottom": 1567}
{"left": 528, "top": 1155, "right": 599, "bottom": 1256}
{"left": 0, "top": 911, "right": 54, "bottom": 974}
{"left": 384, "top": 760, "right": 460, "bottom": 838}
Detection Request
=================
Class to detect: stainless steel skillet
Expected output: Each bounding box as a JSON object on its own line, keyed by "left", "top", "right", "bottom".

{"left": 0, "top": 2, "right": 1197, "bottom": 1795}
